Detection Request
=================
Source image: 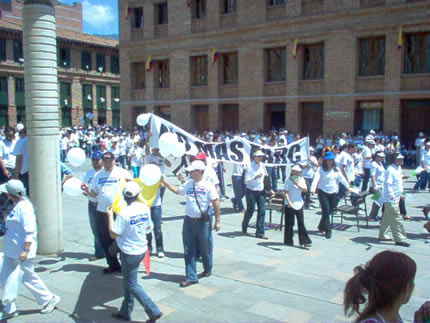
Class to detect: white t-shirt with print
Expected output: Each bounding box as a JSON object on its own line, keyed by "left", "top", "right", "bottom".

{"left": 178, "top": 179, "right": 218, "bottom": 218}
{"left": 91, "top": 166, "right": 132, "bottom": 212}
{"left": 0, "top": 139, "right": 16, "bottom": 169}
{"left": 4, "top": 199, "right": 37, "bottom": 259}
{"left": 113, "top": 202, "right": 153, "bottom": 255}
{"left": 83, "top": 168, "right": 100, "bottom": 203}
{"left": 12, "top": 137, "right": 28, "bottom": 174}
{"left": 284, "top": 178, "right": 304, "bottom": 210}
{"left": 146, "top": 154, "right": 166, "bottom": 173}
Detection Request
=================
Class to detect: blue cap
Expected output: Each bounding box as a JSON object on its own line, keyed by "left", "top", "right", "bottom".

{"left": 324, "top": 151, "right": 336, "bottom": 160}
{"left": 91, "top": 151, "right": 103, "bottom": 160}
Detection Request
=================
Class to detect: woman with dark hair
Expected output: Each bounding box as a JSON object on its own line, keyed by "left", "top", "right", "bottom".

{"left": 311, "top": 151, "right": 349, "bottom": 239}
{"left": 344, "top": 250, "right": 420, "bottom": 323}
{"left": 106, "top": 181, "right": 162, "bottom": 323}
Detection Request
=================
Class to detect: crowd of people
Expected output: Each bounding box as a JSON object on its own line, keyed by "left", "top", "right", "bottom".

{"left": 0, "top": 122, "right": 429, "bottom": 322}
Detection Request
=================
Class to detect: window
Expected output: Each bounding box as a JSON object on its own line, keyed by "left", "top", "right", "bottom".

{"left": 60, "top": 82, "right": 72, "bottom": 128}
{"left": 0, "top": 39, "right": 6, "bottom": 61}
{"left": 191, "top": 56, "right": 208, "bottom": 86}
{"left": 303, "top": 43, "right": 324, "bottom": 80}
{"left": 111, "top": 56, "right": 120, "bottom": 74}
{"left": 15, "top": 78, "right": 25, "bottom": 124}
{"left": 155, "top": 106, "right": 171, "bottom": 121}
{"left": 15, "top": 78, "right": 24, "bottom": 93}
{"left": 59, "top": 48, "right": 70, "bottom": 68}
{"left": 13, "top": 40, "right": 23, "bottom": 63}
{"left": 265, "top": 47, "right": 286, "bottom": 82}
{"left": 192, "top": 0, "right": 206, "bottom": 18}
{"left": 156, "top": 60, "right": 169, "bottom": 88}
{"left": 404, "top": 33, "right": 430, "bottom": 74}
{"left": 222, "top": 52, "right": 238, "bottom": 84}
{"left": 111, "top": 86, "right": 120, "bottom": 110}
{"left": 96, "top": 54, "right": 106, "bottom": 73}
{"left": 0, "top": 77, "right": 7, "bottom": 92}
{"left": 82, "top": 84, "right": 93, "bottom": 110}
{"left": 133, "top": 62, "right": 145, "bottom": 89}
{"left": 97, "top": 85, "right": 106, "bottom": 125}
{"left": 0, "top": 106, "right": 8, "bottom": 128}
{"left": 81, "top": 51, "right": 92, "bottom": 70}
{"left": 17, "top": 106, "right": 25, "bottom": 125}
{"left": 156, "top": 3, "right": 168, "bottom": 25}
{"left": 359, "top": 38, "right": 385, "bottom": 76}
{"left": 267, "top": 0, "right": 285, "bottom": 6}
{"left": 222, "top": 104, "right": 239, "bottom": 130}
{"left": 356, "top": 101, "right": 383, "bottom": 134}
{"left": 133, "top": 7, "right": 144, "bottom": 29}
{"left": 222, "top": 0, "right": 236, "bottom": 14}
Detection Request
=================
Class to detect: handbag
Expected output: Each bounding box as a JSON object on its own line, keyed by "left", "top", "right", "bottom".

{"left": 193, "top": 182, "right": 210, "bottom": 222}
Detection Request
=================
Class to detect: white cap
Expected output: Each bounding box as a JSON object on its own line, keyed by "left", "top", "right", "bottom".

{"left": 185, "top": 160, "right": 206, "bottom": 172}
{"left": 375, "top": 151, "right": 386, "bottom": 158}
{"left": 112, "top": 138, "right": 118, "bottom": 143}
{"left": 291, "top": 165, "right": 302, "bottom": 172}
{"left": 123, "top": 181, "right": 141, "bottom": 198}
{"left": 253, "top": 150, "right": 265, "bottom": 157}
{"left": 0, "top": 179, "right": 26, "bottom": 197}
{"left": 394, "top": 153, "right": 405, "bottom": 160}
{"left": 419, "top": 132, "right": 424, "bottom": 137}
{"left": 369, "top": 130, "right": 376, "bottom": 135}
{"left": 16, "top": 123, "right": 24, "bottom": 131}
{"left": 425, "top": 142, "right": 430, "bottom": 146}
{"left": 309, "top": 147, "right": 315, "bottom": 152}
{"left": 207, "top": 131, "right": 214, "bottom": 136}
{"left": 240, "top": 132, "right": 247, "bottom": 137}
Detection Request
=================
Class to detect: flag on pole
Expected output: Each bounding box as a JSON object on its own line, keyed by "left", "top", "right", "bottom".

{"left": 293, "top": 38, "right": 299, "bottom": 58}
{"left": 125, "top": 2, "right": 131, "bottom": 19}
{"left": 397, "top": 26, "right": 403, "bottom": 50}
{"left": 187, "top": 0, "right": 192, "bottom": 7}
{"left": 145, "top": 56, "right": 155, "bottom": 72}
{"left": 211, "top": 48, "right": 219, "bottom": 64}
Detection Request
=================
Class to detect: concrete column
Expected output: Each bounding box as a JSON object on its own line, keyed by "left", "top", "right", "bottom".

{"left": 19, "top": 0, "right": 63, "bottom": 254}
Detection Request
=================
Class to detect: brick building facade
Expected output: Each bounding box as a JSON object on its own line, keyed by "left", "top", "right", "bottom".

{"left": 0, "top": 0, "right": 120, "bottom": 129}
{"left": 119, "top": 0, "right": 430, "bottom": 147}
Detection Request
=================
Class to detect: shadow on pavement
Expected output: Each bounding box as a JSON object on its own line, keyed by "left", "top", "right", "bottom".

{"left": 220, "top": 207, "right": 238, "bottom": 215}
{"left": 218, "top": 231, "right": 246, "bottom": 238}
{"left": 163, "top": 251, "right": 183, "bottom": 259}
{"left": 256, "top": 241, "right": 285, "bottom": 251}
{"left": 143, "top": 271, "right": 183, "bottom": 284}
{"left": 350, "top": 236, "right": 383, "bottom": 245}
{"left": 162, "top": 215, "right": 186, "bottom": 222}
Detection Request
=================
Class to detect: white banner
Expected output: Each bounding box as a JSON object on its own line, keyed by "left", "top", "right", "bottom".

{"left": 147, "top": 114, "right": 310, "bottom": 166}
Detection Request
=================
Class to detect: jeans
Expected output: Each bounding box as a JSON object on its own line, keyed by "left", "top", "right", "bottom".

{"left": 216, "top": 164, "right": 226, "bottom": 198}
{"left": 118, "top": 155, "right": 127, "bottom": 169}
{"left": 303, "top": 178, "right": 312, "bottom": 207}
{"left": 146, "top": 205, "right": 164, "bottom": 253}
{"left": 242, "top": 189, "right": 266, "bottom": 237}
{"left": 88, "top": 202, "right": 104, "bottom": 258}
{"left": 284, "top": 207, "right": 312, "bottom": 246}
{"left": 19, "top": 173, "right": 30, "bottom": 198}
{"left": 131, "top": 166, "right": 141, "bottom": 179}
{"left": 1, "top": 257, "right": 53, "bottom": 314}
{"left": 266, "top": 167, "right": 278, "bottom": 192}
{"left": 60, "top": 149, "right": 67, "bottom": 162}
{"left": 317, "top": 190, "right": 336, "bottom": 233}
{"left": 182, "top": 217, "right": 212, "bottom": 282}
{"left": 119, "top": 251, "right": 161, "bottom": 321}
{"left": 334, "top": 183, "right": 348, "bottom": 209}
{"left": 354, "top": 175, "right": 362, "bottom": 189}
{"left": 96, "top": 211, "right": 121, "bottom": 269}
{"left": 362, "top": 168, "right": 371, "bottom": 192}
{"left": 280, "top": 166, "right": 287, "bottom": 183}
{"left": 413, "top": 171, "right": 428, "bottom": 190}
{"left": 231, "top": 175, "right": 245, "bottom": 211}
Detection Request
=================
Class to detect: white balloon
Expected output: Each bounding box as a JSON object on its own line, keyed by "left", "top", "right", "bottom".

{"left": 136, "top": 114, "right": 151, "bottom": 126}
{"left": 67, "top": 147, "right": 86, "bottom": 167}
{"left": 159, "top": 145, "right": 171, "bottom": 158}
{"left": 171, "top": 142, "right": 186, "bottom": 158}
{"left": 186, "top": 144, "right": 199, "bottom": 156}
{"left": 63, "top": 178, "right": 83, "bottom": 197}
{"left": 140, "top": 164, "right": 162, "bottom": 186}
{"left": 159, "top": 132, "right": 178, "bottom": 154}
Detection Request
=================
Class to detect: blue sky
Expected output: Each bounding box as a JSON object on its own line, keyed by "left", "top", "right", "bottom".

{"left": 60, "top": 0, "right": 119, "bottom": 35}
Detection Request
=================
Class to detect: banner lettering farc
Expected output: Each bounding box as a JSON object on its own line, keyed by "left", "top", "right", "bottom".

{"left": 146, "top": 114, "right": 310, "bottom": 165}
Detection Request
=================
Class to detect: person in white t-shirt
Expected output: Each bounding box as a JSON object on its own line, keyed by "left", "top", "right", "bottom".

{"left": 0, "top": 128, "right": 17, "bottom": 184}
{"left": 362, "top": 139, "right": 375, "bottom": 192}
{"left": 368, "top": 151, "right": 386, "bottom": 221}
{"left": 0, "top": 180, "right": 60, "bottom": 320}
{"left": 128, "top": 139, "right": 145, "bottom": 179}
{"left": 82, "top": 151, "right": 132, "bottom": 274}
{"left": 12, "top": 128, "right": 29, "bottom": 197}
{"left": 106, "top": 181, "right": 162, "bottom": 323}
{"left": 283, "top": 165, "right": 312, "bottom": 249}
{"left": 300, "top": 147, "right": 318, "bottom": 210}
{"left": 162, "top": 160, "right": 221, "bottom": 288}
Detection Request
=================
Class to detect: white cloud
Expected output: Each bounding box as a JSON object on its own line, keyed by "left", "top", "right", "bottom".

{"left": 82, "top": 0, "right": 115, "bottom": 31}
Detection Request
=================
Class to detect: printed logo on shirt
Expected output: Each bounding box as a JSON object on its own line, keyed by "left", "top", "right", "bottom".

{"left": 129, "top": 214, "right": 149, "bottom": 225}
{"left": 99, "top": 178, "right": 118, "bottom": 185}
{"left": 186, "top": 188, "right": 207, "bottom": 196}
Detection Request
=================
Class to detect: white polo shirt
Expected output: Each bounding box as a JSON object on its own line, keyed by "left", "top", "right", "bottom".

{"left": 244, "top": 162, "right": 267, "bottom": 191}
{"left": 0, "top": 139, "right": 16, "bottom": 169}
{"left": 370, "top": 161, "right": 385, "bottom": 189}
{"left": 382, "top": 164, "right": 403, "bottom": 204}
{"left": 178, "top": 179, "right": 218, "bottom": 218}
{"left": 284, "top": 178, "right": 305, "bottom": 210}
{"left": 83, "top": 168, "right": 100, "bottom": 203}
{"left": 12, "top": 137, "right": 28, "bottom": 174}
{"left": 91, "top": 166, "right": 132, "bottom": 212}
{"left": 311, "top": 167, "right": 349, "bottom": 194}
{"left": 113, "top": 202, "right": 153, "bottom": 255}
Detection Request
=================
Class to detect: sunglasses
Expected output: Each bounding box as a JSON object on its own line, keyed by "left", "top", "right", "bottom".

{"left": 102, "top": 157, "right": 114, "bottom": 161}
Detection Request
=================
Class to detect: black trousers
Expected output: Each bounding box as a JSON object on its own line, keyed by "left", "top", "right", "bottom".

{"left": 96, "top": 211, "right": 121, "bottom": 269}
{"left": 284, "top": 206, "right": 312, "bottom": 246}
{"left": 362, "top": 168, "right": 371, "bottom": 192}
{"left": 317, "top": 190, "right": 336, "bottom": 233}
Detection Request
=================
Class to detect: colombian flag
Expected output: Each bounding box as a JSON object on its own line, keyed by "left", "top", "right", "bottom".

{"left": 125, "top": 2, "right": 131, "bottom": 19}
{"left": 145, "top": 56, "right": 155, "bottom": 72}
{"left": 293, "top": 38, "right": 299, "bottom": 58}
{"left": 397, "top": 26, "right": 403, "bottom": 50}
{"left": 211, "top": 48, "right": 219, "bottom": 64}
{"left": 187, "top": 0, "right": 192, "bottom": 7}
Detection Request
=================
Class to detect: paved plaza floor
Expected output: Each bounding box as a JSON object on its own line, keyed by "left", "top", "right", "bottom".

{"left": 0, "top": 160, "right": 429, "bottom": 322}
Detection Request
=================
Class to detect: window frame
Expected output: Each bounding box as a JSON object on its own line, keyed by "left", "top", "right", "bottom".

{"left": 111, "top": 55, "right": 120, "bottom": 74}
{"left": 13, "top": 40, "right": 23, "bottom": 63}
{"left": 221, "top": 0, "right": 237, "bottom": 14}
{"left": 191, "top": 55, "right": 208, "bottom": 86}
{"left": 0, "top": 39, "right": 6, "bottom": 61}
{"left": 358, "top": 37, "right": 386, "bottom": 77}
{"left": 222, "top": 52, "right": 238, "bottom": 85}
{"left": 59, "top": 47, "right": 71, "bottom": 68}
{"left": 133, "top": 62, "right": 146, "bottom": 89}
{"left": 266, "top": 0, "right": 286, "bottom": 7}
{"left": 132, "top": 7, "right": 144, "bottom": 29}
{"left": 265, "top": 47, "right": 287, "bottom": 82}
{"left": 156, "top": 2, "right": 168, "bottom": 25}
{"left": 96, "top": 54, "right": 106, "bottom": 73}
{"left": 192, "top": 0, "right": 206, "bottom": 19}
{"left": 302, "top": 43, "right": 325, "bottom": 80}
{"left": 404, "top": 33, "right": 430, "bottom": 74}
{"left": 81, "top": 51, "right": 92, "bottom": 71}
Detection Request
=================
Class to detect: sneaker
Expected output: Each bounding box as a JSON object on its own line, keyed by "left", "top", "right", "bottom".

{"left": 157, "top": 251, "right": 165, "bottom": 258}
{"left": 0, "top": 310, "right": 20, "bottom": 320}
{"left": 41, "top": 295, "right": 60, "bottom": 314}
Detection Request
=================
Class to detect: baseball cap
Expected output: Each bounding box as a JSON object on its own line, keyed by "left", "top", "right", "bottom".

{"left": 186, "top": 160, "right": 206, "bottom": 172}
{"left": 0, "top": 179, "right": 26, "bottom": 197}
{"left": 123, "top": 181, "right": 141, "bottom": 198}
{"left": 375, "top": 151, "right": 386, "bottom": 158}
{"left": 291, "top": 165, "right": 302, "bottom": 172}
{"left": 102, "top": 151, "right": 115, "bottom": 159}
{"left": 394, "top": 153, "right": 405, "bottom": 160}
{"left": 91, "top": 151, "right": 103, "bottom": 160}
{"left": 425, "top": 142, "right": 430, "bottom": 146}
{"left": 419, "top": 132, "right": 424, "bottom": 137}
{"left": 369, "top": 130, "right": 376, "bottom": 135}
{"left": 194, "top": 152, "right": 207, "bottom": 161}
{"left": 310, "top": 147, "right": 315, "bottom": 152}
{"left": 253, "top": 150, "right": 265, "bottom": 157}
{"left": 324, "top": 151, "right": 336, "bottom": 160}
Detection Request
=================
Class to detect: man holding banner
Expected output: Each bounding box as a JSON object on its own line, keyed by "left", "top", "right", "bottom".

{"left": 162, "top": 160, "right": 221, "bottom": 288}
